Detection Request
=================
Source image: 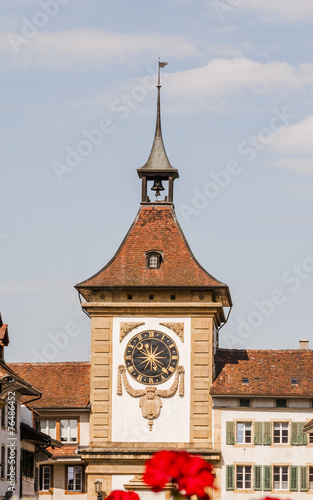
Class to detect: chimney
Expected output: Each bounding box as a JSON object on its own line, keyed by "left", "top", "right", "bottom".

{"left": 299, "top": 339, "right": 309, "bottom": 350}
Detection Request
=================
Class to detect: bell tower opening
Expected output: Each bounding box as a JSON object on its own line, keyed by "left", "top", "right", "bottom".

{"left": 137, "top": 61, "right": 179, "bottom": 204}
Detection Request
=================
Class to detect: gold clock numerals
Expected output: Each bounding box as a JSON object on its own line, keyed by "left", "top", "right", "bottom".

{"left": 124, "top": 330, "right": 179, "bottom": 385}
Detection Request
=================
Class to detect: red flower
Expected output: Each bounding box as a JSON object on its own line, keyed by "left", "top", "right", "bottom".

{"left": 143, "top": 450, "right": 215, "bottom": 499}
{"left": 175, "top": 454, "right": 214, "bottom": 499}
{"left": 143, "top": 450, "right": 177, "bottom": 492}
{"left": 106, "top": 491, "right": 140, "bottom": 500}
{"left": 260, "top": 498, "right": 292, "bottom": 500}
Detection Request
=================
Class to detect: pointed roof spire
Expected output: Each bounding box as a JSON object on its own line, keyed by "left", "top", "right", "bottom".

{"left": 137, "top": 60, "right": 178, "bottom": 177}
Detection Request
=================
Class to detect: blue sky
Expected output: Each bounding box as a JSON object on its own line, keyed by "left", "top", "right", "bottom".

{"left": 1, "top": 0, "right": 313, "bottom": 361}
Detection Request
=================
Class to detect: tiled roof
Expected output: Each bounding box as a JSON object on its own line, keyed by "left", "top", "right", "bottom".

{"left": 0, "top": 361, "right": 41, "bottom": 396}
{"left": 48, "top": 445, "right": 79, "bottom": 458}
{"left": 0, "top": 313, "right": 9, "bottom": 346}
{"left": 9, "top": 362, "right": 90, "bottom": 409}
{"left": 76, "top": 205, "right": 231, "bottom": 306}
{"left": 211, "top": 349, "right": 313, "bottom": 396}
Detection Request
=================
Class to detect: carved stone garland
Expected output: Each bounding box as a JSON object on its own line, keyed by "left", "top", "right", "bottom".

{"left": 120, "top": 322, "right": 145, "bottom": 342}
{"left": 159, "top": 322, "right": 184, "bottom": 342}
{"left": 117, "top": 365, "right": 185, "bottom": 431}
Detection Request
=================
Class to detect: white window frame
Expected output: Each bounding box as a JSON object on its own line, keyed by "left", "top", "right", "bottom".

{"left": 40, "top": 419, "right": 56, "bottom": 439}
{"left": 236, "top": 465, "right": 252, "bottom": 490}
{"left": 273, "top": 466, "right": 289, "bottom": 490}
{"left": 67, "top": 465, "right": 82, "bottom": 492}
{"left": 273, "top": 422, "right": 289, "bottom": 444}
{"left": 60, "top": 419, "right": 78, "bottom": 443}
{"left": 236, "top": 422, "right": 252, "bottom": 444}
{"left": 40, "top": 465, "right": 52, "bottom": 492}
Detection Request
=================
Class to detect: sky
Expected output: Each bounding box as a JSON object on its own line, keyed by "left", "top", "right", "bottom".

{"left": 1, "top": 0, "right": 313, "bottom": 362}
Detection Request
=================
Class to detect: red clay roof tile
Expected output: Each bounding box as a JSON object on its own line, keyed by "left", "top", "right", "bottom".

{"left": 211, "top": 349, "right": 313, "bottom": 396}
{"left": 8, "top": 362, "right": 90, "bottom": 409}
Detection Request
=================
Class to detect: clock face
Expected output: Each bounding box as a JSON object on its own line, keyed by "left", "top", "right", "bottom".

{"left": 124, "top": 330, "right": 179, "bottom": 385}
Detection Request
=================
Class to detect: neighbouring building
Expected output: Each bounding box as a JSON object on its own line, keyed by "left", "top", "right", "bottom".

{"left": 211, "top": 346, "right": 313, "bottom": 499}
{"left": 1, "top": 314, "right": 52, "bottom": 499}
{"left": 10, "top": 363, "right": 90, "bottom": 499}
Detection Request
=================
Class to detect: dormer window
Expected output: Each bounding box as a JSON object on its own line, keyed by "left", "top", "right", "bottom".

{"left": 146, "top": 251, "right": 162, "bottom": 269}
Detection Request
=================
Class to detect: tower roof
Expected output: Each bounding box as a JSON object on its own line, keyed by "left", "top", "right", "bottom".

{"left": 75, "top": 204, "right": 231, "bottom": 306}
{"left": 137, "top": 65, "right": 178, "bottom": 179}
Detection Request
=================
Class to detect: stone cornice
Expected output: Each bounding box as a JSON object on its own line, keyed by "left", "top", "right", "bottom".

{"left": 81, "top": 301, "right": 226, "bottom": 325}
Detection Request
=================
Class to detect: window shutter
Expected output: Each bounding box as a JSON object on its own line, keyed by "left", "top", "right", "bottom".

{"left": 300, "top": 466, "right": 308, "bottom": 492}
{"left": 299, "top": 422, "right": 307, "bottom": 445}
{"left": 291, "top": 422, "right": 299, "bottom": 445}
{"left": 263, "top": 465, "right": 272, "bottom": 491}
{"left": 290, "top": 466, "right": 298, "bottom": 491}
{"left": 254, "top": 422, "right": 263, "bottom": 445}
{"left": 226, "top": 465, "right": 235, "bottom": 491}
{"left": 263, "top": 422, "right": 271, "bottom": 445}
{"left": 254, "top": 465, "right": 262, "bottom": 490}
{"left": 226, "top": 421, "right": 235, "bottom": 445}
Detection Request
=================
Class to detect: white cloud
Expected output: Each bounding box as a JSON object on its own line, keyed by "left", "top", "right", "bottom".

{"left": 0, "top": 29, "right": 199, "bottom": 69}
{"left": 271, "top": 116, "right": 313, "bottom": 174}
{"left": 164, "top": 58, "right": 313, "bottom": 102}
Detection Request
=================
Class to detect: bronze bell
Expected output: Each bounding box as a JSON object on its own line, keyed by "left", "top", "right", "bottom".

{"left": 151, "top": 177, "right": 165, "bottom": 197}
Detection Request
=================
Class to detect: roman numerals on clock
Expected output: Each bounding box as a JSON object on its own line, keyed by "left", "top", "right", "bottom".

{"left": 124, "top": 330, "right": 179, "bottom": 385}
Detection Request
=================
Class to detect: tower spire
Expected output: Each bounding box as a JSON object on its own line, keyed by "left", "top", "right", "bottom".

{"left": 137, "top": 60, "right": 179, "bottom": 203}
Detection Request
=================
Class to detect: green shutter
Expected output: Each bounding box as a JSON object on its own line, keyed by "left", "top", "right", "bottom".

{"left": 290, "top": 466, "right": 298, "bottom": 491}
{"left": 291, "top": 422, "right": 298, "bottom": 445}
{"left": 226, "top": 421, "right": 235, "bottom": 445}
{"left": 263, "top": 422, "right": 272, "bottom": 445}
{"left": 254, "top": 465, "right": 262, "bottom": 491}
{"left": 299, "top": 422, "right": 308, "bottom": 445}
{"left": 254, "top": 422, "right": 263, "bottom": 445}
{"left": 226, "top": 465, "right": 235, "bottom": 490}
{"left": 300, "top": 466, "right": 308, "bottom": 492}
{"left": 263, "top": 465, "right": 272, "bottom": 491}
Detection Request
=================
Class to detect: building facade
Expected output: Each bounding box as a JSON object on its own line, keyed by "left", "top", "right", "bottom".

{"left": 211, "top": 348, "right": 313, "bottom": 500}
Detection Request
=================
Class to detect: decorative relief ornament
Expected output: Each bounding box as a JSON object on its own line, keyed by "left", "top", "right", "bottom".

{"left": 159, "top": 322, "right": 184, "bottom": 342}
{"left": 120, "top": 322, "right": 145, "bottom": 342}
{"left": 117, "top": 364, "right": 185, "bottom": 431}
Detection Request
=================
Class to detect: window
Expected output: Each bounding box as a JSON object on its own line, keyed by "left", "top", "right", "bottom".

{"left": 148, "top": 295, "right": 154, "bottom": 300}
{"left": 40, "top": 419, "right": 56, "bottom": 439}
{"left": 1, "top": 445, "right": 5, "bottom": 479}
{"left": 291, "top": 377, "right": 298, "bottom": 385}
{"left": 67, "top": 466, "right": 82, "bottom": 492}
{"left": 170, "top": 294, "right": 176, "bottom": 300}
{"left": 60, "top": 419, "right": 77, "bottom": 442}
{"left": 273, "top": 466, "right": 289, "bottom": 490}
{"left": 273, "top": 422, "right": 288, "bottom": 444}
{"left": 242, "top": 377, "right": 249, "bottom": 384}
{"left": 239, "top": 398, "right": 250, "bottom": 407}
{"left": 127, "top": 294, "right": 133, "bottom": 300}
{"left": 309, "top": 467, "right": 313, "bottom": 491}
{"left": 1, "top": 407, "right": 5, "bottom": 428}
{"left": 236, "top": 422, "right": 252, "bottom": 444}
{"left": 149, "top": 254, "right": 158, "bottom": 268}
{"left": 309, "top": 433, "right": 313, "bottom": 444}
{"left": 236, "top": 465, "right": 252, "bottom": 489}
{"left": 39, "top": 465, "right": 52, "bottom": 491}
{"left": 22, "top": 450, "right": 34, "bottom": 478}
{"left": 276, "top": 398, "right": 287, "bottom": 408}
{"left": 146, "top": 252, "right": 162, "bottom": 269}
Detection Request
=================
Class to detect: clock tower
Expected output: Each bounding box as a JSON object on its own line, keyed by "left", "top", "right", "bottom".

{"left": 75, "top": 64, "right": 232, "bottom": 499}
